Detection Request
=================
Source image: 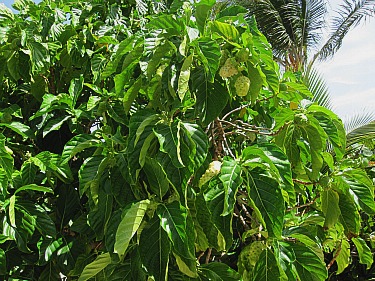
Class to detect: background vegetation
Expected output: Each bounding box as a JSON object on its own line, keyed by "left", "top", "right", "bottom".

{"left": 0, "top": 0, "right": 375, "bottom": 280}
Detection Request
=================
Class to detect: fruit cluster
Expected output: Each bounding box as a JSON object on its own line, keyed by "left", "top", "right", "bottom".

{"left": 218, "top": 48, "right": 251, "bottom": 98}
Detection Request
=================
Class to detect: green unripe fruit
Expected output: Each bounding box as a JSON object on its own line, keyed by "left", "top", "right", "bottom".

{"left": 236, "top": 48, "right": 250, "bottom": 62}
{"left": 279, "top": 83, "right": 288, "bottom": 91}
{"left": 235, "top": 76, "right": 251, "bottom": 97}
{"left": 319, "top": 176, "right": 330, "bottom": 188}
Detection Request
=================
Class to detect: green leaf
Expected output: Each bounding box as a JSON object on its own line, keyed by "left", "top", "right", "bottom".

{"left": 78, "top": 252, "right": 112, "bottom": 281}
{"left": 87, "top": 190, "right": 113, "bottom": 240}
{"left": 321, "top": 189, "right": 340, "bottom": 228}
{"left": 343, "top": 169, "right": 375, "bottom": 215}
{"left": 0, "top": 248, "right": 6, "bottom": 275}
{"left": 0, "top": 136, "right": 13, "bottom": 178}
{"left": 9, "top": 195, "right": 16, "bottom": 227}
{"left": 200, "top": 262, "right": 241, "bottom": 281}
{"left": 21, "top": 161, "right": 37, "bottom": 185}
{"left": 195, "top": 38, "right": 221, "bottom": 82}
{"left": 219, "top": 157, "right": 242, "bottom": 216}
{"left": 177, "top": 53, "right": 193, "bottom": 100}
{"left": 143, "top": 157, "right": 169, "bottom": 198}
{"left": 338, "top": 191, "right": 360, "bottom": 236}
{"left": 42, "top": 115, "right": 71, "bottom": 138}
{"left": 276, "top": 241, "right": 328, "bottom": 281}
{"left": 114, "top": 200, "right": 150, "bottom": 257}
{"left": 0, "top": 3, "right": 14, "bottom": 20}
{"left": 147, "top": 14, "right": 184, "bottom": 36}
{"left": 139, "top": 215, "right": 171, "bottom": 281}
{"left": 194, "top": 0, "right": 216, "bottom": 34}
{"left": 352, "top": 237, "right": 373, "bottom": 269}
{"left": 15, "top": 184, "right": 53, "bottom": 195}
{"left": 204, "top": 185, "right": 233, "bottom": 250}
{"left": 211, "top": 21, "right": 240, "bottom": 42}
{"left": 0, "top": 121, "right": 35, "bottom": 139}
{"left": 61, "top": 134, "right": 101, "bottom": 165}
{"left": 157, "top": 202, "right": 196, "bottom": 273}
{"left": 154, "top": 121, "right": 186, "bottom": 168}
{"left": 252, "top": 248, "right": 282, "bottom": 281}
{"left": 335, "top": 240, "right": 350, "bottom": 274}
{"left": 123, "top": 78, "right": 142, "bottom": 114}
{"left": 192, "top": 68, "right": 229, "bottom": 126}
{"left": 78, "top": 155, "right": 108, "bottom": 196}
{"left": 18, "top": 201, "right": 56, "bottom": 238}
{"left": 258, "top": 143, "right": 295, "bottom": 204}
{"left": 69, "top": 75, "right": 84, "bottom": 107}
{"left": 182, "top": 122, "right": 209, "bottom": 169}
{"left": 195, "top": 194, "right": 225, "bottom": 251}
{"left": 246, "top": 168, "right": 285, "bottom": 238}
{"left": 28, "top": 41, "right": 50, "bottom": 73}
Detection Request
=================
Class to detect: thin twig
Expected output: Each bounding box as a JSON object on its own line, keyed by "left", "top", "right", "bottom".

{"left": 327, "top": 243, "right": 342, "bottom": 270}
{"left": 222, "top": 104, "right": 250, "bottom": 120}
{"left": 286, "top": 194, "right": 320, "bottom": 211}
{"left": 205, "top": 248, "right": 212, "bottom": 264}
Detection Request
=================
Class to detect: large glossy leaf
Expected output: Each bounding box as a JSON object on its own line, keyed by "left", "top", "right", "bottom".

{"left": 78, "top": 155, "right": 108, "bottom": 196}
{"left": 15, "top": 184, "right": 53, "bottom": 195}
{"left": 78, "top": 252, "right": 112, "bottom": 281}
{"left": 276, "top": 241, "right": 328, "bottom": 281}
{"left": 200, "top": 262, "right": 241, "bottom": 281}
{"left": 252, "top": 248, "right": 282, "bottom": 281}
{"left": 321, "top": 189, "right": 340, "bottom": 228}
{"left": 0, "top": 121, "right": 35, "bottom": 139}
{"left": 257, "top": 143, "right": 295, "bottom": 204}
{"left": 192, "top": 68, "right": 229, "bottom": 125}
{"left": 219, "top": 157, "right": 242, "bottom": 216}
{"left": 139, "top": 215, "right": 171, "bottom": 281}
{"left": 195, "top": 194, "right": 225, "bottom": 251}
{"left": 211, "top": 21, "right": 240, "bottom": 42}
{"left": 88, "top": 190, "right": 113, "bottom": 240}
{"left": 204, "top": 184, "right": 233, "bottom": 250}
{"left": 246, "top": 167, "right": 285, "bottom": 238}
{"left": 182, "top": 122, "right": 209, "bottom": 169}
{"left": 194, "top": 0, "right": 216, "bottom": 34}
{"left": 61, "top": 134, "right": 101, "bottom": 164}
{"left": 157, "top": 202, "right": 196, "bottom": 274}
{"left": 20, "top": 161, "right": 37, "bottom": 185}
{"left": 352, "top": 237, "right": 373, "bottom": 269}
{"left": 338, "top": 191, "right": 360, "bottom": 236}
{"left": 177, "top": 53, "right": 193, "bottom": 101}
{"left": 17, "top": 201, "right": 56, "bottom": 238}
{"left": 114, "top": 200, "right": 149, "bottom": 257}
{"left": 143, "top": 157, "right": 169, "bottom": 198}
{"left": 195, "top": 37, "right": 221, "bottom": 82}
{"left": 335, "top": 240, "right": 351, "bottom": 274}
{"left": 154, "top": 121, "right": 187, "bottom": 168}
{"left": 0, "top": 134, "right": 13, "bottom": 178}
{"left": 342, "top": 169, "right": 375, "bottom": 215}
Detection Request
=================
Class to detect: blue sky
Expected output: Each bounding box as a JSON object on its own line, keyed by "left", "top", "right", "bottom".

{"left": 317, "top": 0, "right": 375, "bottom": 121}
{"left": 1, "top": 0, "right": 374, "bottom": 121}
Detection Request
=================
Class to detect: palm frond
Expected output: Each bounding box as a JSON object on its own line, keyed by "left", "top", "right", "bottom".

{"left": 316, "top": 0, "right": 375, "bottom": 61}
{"left": 345, "top": 111, "right": 375, "bottom": 146}
{"left": 240, "top": 0, "right": 294, "bottom": 57}
{"left": 304, "top": 67, "right": 333, "bottom": 109}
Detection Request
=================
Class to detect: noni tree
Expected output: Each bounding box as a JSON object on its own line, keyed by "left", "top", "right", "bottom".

{"left": 0, "top": 1, "right": 374, "bottom": 280}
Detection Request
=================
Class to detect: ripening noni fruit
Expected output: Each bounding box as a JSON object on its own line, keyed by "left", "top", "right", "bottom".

{"left": 235, "top": 76, "right": 251, "bottom": 97}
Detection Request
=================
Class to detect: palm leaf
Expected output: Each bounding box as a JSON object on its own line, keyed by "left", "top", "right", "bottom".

{"left": 316, "top": 0, "right": 375, "bottom": 61}
{"left": 304, "top": 67, "right": 333, "bottom": 109}
{"left": 345, "top": 111, "right": 375, "bottom": 146}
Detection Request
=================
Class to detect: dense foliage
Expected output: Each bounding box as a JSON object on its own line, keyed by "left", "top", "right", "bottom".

{"left": 0, "top": 1, "right": 375, "bottom": 280}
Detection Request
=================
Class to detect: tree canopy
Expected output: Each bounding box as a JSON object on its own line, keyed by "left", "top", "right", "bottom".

{"left": 0, "top": 0, "right": 375, "bottom": 280}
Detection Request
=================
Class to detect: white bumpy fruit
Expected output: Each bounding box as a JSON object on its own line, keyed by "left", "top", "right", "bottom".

{"left": 219, "top": 58, "right": 238, "bottom": 78}
{"left": 198, "top": 160, "right": 222, "bottom": 187}
{"left": 235, "top": 75, "right": 250, "bottom": 97}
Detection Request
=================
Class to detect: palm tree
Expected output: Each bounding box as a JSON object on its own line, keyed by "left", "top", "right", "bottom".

{"left": 239, "top": 0, "right": 375, "bottom": 71}
{"left": 238, "top": 0, "right": 375, "bottom": 147}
